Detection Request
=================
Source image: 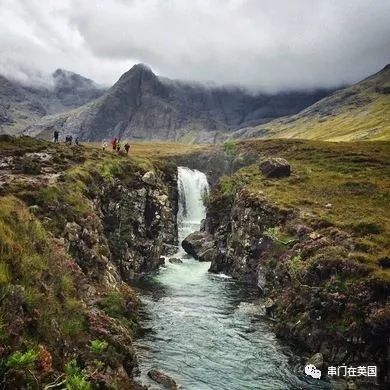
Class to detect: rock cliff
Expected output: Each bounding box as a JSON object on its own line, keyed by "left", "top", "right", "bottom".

{"left": 183, "top": 139, "right": 390, "bottom": 386}
{"left": 0, "top": 135, "right": 178, "bottom": 388}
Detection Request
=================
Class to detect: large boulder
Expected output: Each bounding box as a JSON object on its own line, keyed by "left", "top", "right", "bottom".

{"left": 259, "top": 157, "right": 291, "bottom": 178}
{"left": 182, "top": 231, "right": 216, "bottom": 261}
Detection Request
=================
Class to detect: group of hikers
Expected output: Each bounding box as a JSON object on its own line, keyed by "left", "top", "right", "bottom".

{"left": 53, "top": 131, "right": 130, "bottom": 155}
{"left": 53, "top": 131, "right": 79, "bottom": 146}
{"left": 65, "top": 135, "right": 79, "bottom": 145}
{"left": 104, "top": 138, "right": 131, "bottom": 154}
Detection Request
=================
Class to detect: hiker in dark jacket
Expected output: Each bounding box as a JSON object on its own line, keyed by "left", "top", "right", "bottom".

{"left": 54, "top": 130, "right": 59, "bottom": 143}
{"left": 124, "top": 142, "right": 130, "bottom": 154}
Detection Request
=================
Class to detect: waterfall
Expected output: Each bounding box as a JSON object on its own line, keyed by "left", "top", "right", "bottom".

{"left": 177, "top": 167, "right": 209, "bottom": 245}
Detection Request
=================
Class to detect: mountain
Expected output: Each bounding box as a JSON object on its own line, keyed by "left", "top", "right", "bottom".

{"left": 51, "top": 68, "right": 105, "bottom": 107}
{"left": 0, "top": 70, "right": 105, "bottom": 135}
{"left": 233, "top": 64, "right": 390, "bottom": 141}
{"left": 25, "top": 64, "right": 332, "bottom": 142}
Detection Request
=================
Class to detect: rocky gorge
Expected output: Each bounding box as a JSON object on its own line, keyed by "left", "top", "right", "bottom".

{"left": 0, "top": 135, "right": 389, "bottom": 389}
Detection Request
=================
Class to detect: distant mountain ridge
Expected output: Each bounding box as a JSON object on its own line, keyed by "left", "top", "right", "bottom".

{"left": 25, "top": 64, "right": 333, "bottom": 142}
{"left": 0, "top": 69, "right": 105, "bottom": 135}
{"left": 233, "top": 64, "right": 390, "bottom": 141}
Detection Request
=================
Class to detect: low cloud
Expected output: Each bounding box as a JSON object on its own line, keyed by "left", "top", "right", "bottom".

{"left": 1, "top": 0, "right": 389, "bottom": 91}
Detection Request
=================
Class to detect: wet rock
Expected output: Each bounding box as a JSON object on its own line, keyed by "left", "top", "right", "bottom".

{"left": 147, "top": 369, "right": 177, "bottom": 389}
{"left": 169, "top": 257, "right": 183, "bottom": 264}
{"left": 182, "top": 231, "right": 215, "bottom": 261}
{"left": 259, "top": 157, "right": 291, "bottom": 178}
{"left": 159, "top": 257, "right": 166, "bottom": 265}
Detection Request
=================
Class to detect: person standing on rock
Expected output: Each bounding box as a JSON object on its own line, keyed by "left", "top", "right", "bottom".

{"left": 124, "top": 142, "right": 130, "bottom": 155}
{"left": 54, "top": 130, "right": 59, "bottom": 143}
{"left": 112, "top": 138, "right": 117, "bottom": 151}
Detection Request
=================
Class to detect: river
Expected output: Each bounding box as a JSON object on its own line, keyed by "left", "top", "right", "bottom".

{"left": 134, "top": 167, "right": 329, "bottom": 389}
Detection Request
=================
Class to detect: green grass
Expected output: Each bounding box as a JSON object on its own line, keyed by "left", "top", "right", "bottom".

{"left": 6, "top": 349, "right": 38, "bottom": 369}
{"left": 0, "top": 196, "right": 48, "bottom": 283}
{"left": 216, "top": 139, "right": 390, "bottom": 279}
{"left": 89, "top": 340, "right": 109, "bottom": 354}
{"left": 65, "top": 360, "right": 92, "bottom": 390}
{"left": 0, "top": 195, "right": 88, "bottom": 366}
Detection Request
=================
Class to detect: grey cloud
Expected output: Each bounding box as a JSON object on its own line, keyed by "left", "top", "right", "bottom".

{"left": 1, "top": 0, "right": 389, "bottom": 91}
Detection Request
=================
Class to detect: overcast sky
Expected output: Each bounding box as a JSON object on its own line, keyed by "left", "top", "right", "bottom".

{"left": 0, "top": 0, "right": 389, "bottom": 91}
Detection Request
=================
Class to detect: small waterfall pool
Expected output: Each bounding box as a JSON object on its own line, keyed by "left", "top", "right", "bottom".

{"left": 134, "top": 167, "right": 329, "bottom": 389}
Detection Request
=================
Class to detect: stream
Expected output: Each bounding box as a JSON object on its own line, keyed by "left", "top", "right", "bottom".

{"left": 134, "top": 167, "right": 330, "bottom": 389}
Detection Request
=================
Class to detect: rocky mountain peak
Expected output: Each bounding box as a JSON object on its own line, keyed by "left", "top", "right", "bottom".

{"left": 116, "top": 63, "right": 158, "bottom": 86}
{"left": 129, "top": 63, "right": 154, "bottom": 73}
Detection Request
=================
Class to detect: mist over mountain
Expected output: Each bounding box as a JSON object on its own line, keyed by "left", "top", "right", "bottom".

{"left": 233, "top": 64, "right": 390, "bottom": 141}
{"left": 0, "top": 69, "right": 106, "bottom": 135}
{"left": 25, "top": 64, "right": 333, "bottom": 142}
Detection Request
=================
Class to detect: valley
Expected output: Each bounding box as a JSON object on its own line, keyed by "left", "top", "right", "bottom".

{"left": 0, "top": 135, "right": 388, "bottom": 388}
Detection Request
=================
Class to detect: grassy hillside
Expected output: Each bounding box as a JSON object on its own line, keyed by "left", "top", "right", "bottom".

{"left": 234, "top": 64, "right": 390, "bottom": 141}
{"left": 220, "top": 139, "right": 390, "bottom": 277}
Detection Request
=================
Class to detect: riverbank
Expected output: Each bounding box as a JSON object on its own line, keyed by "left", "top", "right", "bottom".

{"left": 0, "top": 135, "right": 207, "bottom": 388}
{"left": 184, "top": 139, "right": 390, "bottom": 387}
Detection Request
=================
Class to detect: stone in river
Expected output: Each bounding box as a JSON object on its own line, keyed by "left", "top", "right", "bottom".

{"left": 148, "top": 369, "right": 177, "bottom": 389}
